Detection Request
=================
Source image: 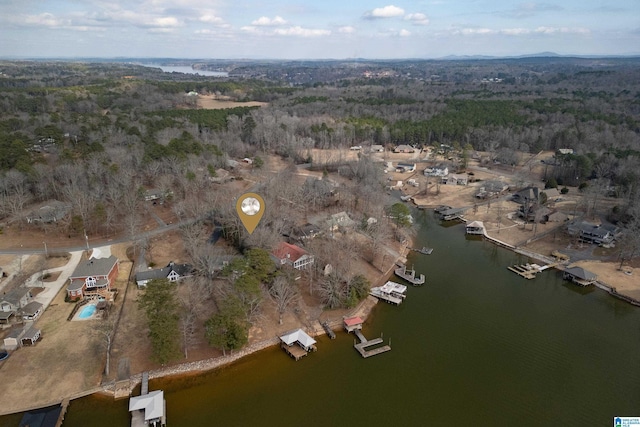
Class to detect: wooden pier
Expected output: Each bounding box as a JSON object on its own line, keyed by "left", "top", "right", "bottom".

{"left": 353, "top": 329, "right": 391, "bottom": 358}
{"left": 281, "top": 342, "right": 312, "bottom": 361}
{"left": 508, "top": 262, "right": 558, "bottom": 279}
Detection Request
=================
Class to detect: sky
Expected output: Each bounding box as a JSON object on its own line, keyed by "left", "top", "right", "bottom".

{"left": 0, "top": 0, "right": 639, "bottom": 59}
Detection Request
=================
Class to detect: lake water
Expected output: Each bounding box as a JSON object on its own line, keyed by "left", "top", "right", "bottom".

{"left": 142, "top": 64, "right": 228, "bottom": 77}
{"left": 56, "top": 211, "right": 640, "bottom": 426}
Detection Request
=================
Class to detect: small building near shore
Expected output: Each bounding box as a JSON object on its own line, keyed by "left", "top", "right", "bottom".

{"left": 465, "top": 221, "right": 485, "bottom": 235}
{"left": 563, "top": 266, "right": 597, "bottom": 286}
{"left": 129, "top": 390, "right": 166, "bottom": 427}
{"left": 343, "top": 316, "right": 364, "bottom": 332}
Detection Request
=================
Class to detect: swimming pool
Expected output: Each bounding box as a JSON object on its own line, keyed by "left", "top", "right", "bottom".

{"left": 78, "top": 304, "right": 97, "bottom": 319}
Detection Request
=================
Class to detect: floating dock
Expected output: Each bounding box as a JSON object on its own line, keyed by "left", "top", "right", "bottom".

{"left": 321, "top": 321, "right": 336, "bottom": 339}
{"left": 507, "top": 263, "right": 542, "bottom": 279}
{"left": 395, "top": 265, "right": 425, "bottom": 286}
{"left": 353, "top": 329, "right": 391, "bottom": 358}
{"left": 370, "top": 281, "right": 407, "bottom": 305}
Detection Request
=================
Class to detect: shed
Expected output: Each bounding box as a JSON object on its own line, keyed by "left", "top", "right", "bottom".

{"left": 3, "top": 328, "right": 22, "bottom": 350}
{"left": 20, "top": 326, "right": 41, "bottom": 346}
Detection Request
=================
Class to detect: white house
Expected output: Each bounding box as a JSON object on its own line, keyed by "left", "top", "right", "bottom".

{"left": 424, "top": 164, "right": 449, "bottom": 177}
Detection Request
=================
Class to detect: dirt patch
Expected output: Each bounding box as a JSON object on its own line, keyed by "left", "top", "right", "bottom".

{"left": 197, "top": 95, "right": 267, "bottom": 110}
{"left": 42, "top": 271, "right": 61, "bottom": 282}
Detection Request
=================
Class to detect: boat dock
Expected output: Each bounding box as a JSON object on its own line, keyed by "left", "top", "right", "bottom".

{"left": 395, "top": 265, "right": 425, "bottom": 286}
{"left": 508, "top": 262, "right": 558, "bottom": 279}
{"left": 353, "top": 329, "right": 391, "bottom": 358}
{"left": 370, "top": 281, "right": 407, "bottom": 305}
{"left": 413, "top": 246, "right": 433, "bottom": 255}
{"left": 321, "top": 321, "right": 336, "bottom": 339}
{"left": 129, "top": 371, "right": 166, "bottom": 427}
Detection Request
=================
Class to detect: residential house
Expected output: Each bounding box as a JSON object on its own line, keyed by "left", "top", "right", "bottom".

{"left": 563, "top": 266, "right": 597, "bottom": 286}
{"left": 67, "top": 255, "right": 119, "bottom": 301}
{"left": 370, "top": 145, "right": 384, "bottom": 152}
{"left": 21, "top": 301, "right": 43, "bottom": 321}
{"left": 518, "top": 205, "right": 552, "bottom": 222}
{"left": 272, "top": 242, "right": 314, "bottom": 270}
{"left": 394, "top": 145, "right": 415, "bottom": 153}
{"left": 326, "top": 211, "right": 356, "bottom": 231}
{"left": 545, "top": 211, "right": 569, "bottom": 222}
{"left": 567, "top": 221, "right": 617, "bottom": 245}
{"left": 143, "top": 189, "right": 173, "bottom": 202}
{"left": 424, "top": 164, "right": 449, "bottom": 177}
{"left": 557, "top": 148, "right": 574, "bottom": 155}
{"left": 442, "top": 173, "right": 468, "bottom": 185}
{"left": 475, "top": 180, "right": 509, "bottom": 199}
{"left": 512, "top": 186, "right": 540, "bottom": 205}
{"left": 0, "top": 287, "right": 33, "bottom": 314}
{"left": 135, "top": 262, "right": 194, "bottom": 288}
{"left": 396, "top": 163, "right": 416, "bottom": 173}
{"left": 25, "top": 201, "right": 71, "bottom": 224}
{"left": 294, "top": 223, "right": 322, "bottom": 240}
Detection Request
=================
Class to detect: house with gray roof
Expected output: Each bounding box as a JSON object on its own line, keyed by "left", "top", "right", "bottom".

{"left": 67, "top": 255, "right": 119, "bottom": 301}
{"left": 512, "top": 186, "right": 540, "bottom": 205}
{"left": 25, "top": 201, "right": 71, "bottom": 224}
{"left": 0, "top": 287, "right": 33, "bottom": 314}
{"left": 22, "top": 301, "right": 44, "bottom": 321}
{"left": 567, "top": 221, "right": 616, "bottom": 245}
{"left": 135, "top": 262, "right": 194, "bottom": 288}
{"left": 326, "top": 211, "right": 356, "bottom": 232}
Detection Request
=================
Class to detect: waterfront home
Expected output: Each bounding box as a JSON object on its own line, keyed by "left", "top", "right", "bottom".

{"left": 135, "top": 262, "right": 194, "bottom": 288}
{"left": 272, "top": 242, "right": 315, "bottom": 270}
{"left": 370, "top": 145, "right": 384, "bottom": 152}
{"left": 465, "top": 221, "right": 485, "bottom": 235}
{"left": 66, "top": 255, "right": 119, "bottom": 301}
{"left": 567, "top": 221, "right": 617, "bottom": 245}
{"left": 563, "top": 266, "right": 597, "bottom": 286}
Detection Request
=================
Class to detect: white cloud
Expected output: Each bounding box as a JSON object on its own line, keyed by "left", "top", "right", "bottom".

{"left": 200, "top": 14, "right": 224, "bottom": 25}
{"left": 273, "top": 26, "right": 331, "bottom": 37}
{"left": 364, "top": 5, "right": 405, "bottom": 19}
{"left": 404, "top": 13, "right": 429, "bottom": 26}
{"left": 21, "top": 13, "right": 68, "bottom": 27}
{"left": 534, "top": 26, "right": 590, "bottom": 35}
{"left": 151, "top": 16, "right": 180, "bottom": 27}
{"left": 398, "top": 29, "right": 411, "bottom": 37}
{"left": 251, "top": 16, "right": 287, "bottom": 26}
{"left": 338, "top": 26, "right": 356, "bottom": 34}
{"left": 501, "top": 28, "right": 530, "bottom": 35}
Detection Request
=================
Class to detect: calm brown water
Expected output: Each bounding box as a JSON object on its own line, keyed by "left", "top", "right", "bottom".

{"left": 16, "top": 211, "right": 640, "bottom": 426}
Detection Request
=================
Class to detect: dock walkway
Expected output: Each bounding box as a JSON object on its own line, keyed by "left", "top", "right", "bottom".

{"left": 353, "top": 329, "right": 391, "bottom": 358}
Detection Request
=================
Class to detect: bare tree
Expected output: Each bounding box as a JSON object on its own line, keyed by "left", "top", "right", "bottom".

{"left": 269, "top": 275, "right": 299, "bottom": 324}
{"left": 93, "top": 308, "right": 115, "bottom": 377}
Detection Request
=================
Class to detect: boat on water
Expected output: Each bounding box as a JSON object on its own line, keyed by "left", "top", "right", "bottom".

{"left": 370, "top": 281, "right": 407, "bottom": 304}
{"left": 395, "top": 264, "right": 426, "bottom": 286}
{"left": 414, "top": 246, "right": 433, "bottom": 255}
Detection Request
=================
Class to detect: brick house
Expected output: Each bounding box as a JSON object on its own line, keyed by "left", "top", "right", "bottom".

{"left": 66, "top": 255, "right": 119, "bottom": 301}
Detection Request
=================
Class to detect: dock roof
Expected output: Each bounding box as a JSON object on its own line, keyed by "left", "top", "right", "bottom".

{"left": 564, "top": 266, "right": 597, "bottom": 281}
{"left": 129, "top": 390, "right": 164, "bottom": 421}
{"left": 279, "top": 329, "right": 316, "bottom": 348}
{"left": 344, "top": 316, "right": 363, "bottom": 327}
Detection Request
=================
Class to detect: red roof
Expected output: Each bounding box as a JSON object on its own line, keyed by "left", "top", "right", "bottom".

{"left": 343, "top": 316, "right": 363, "bottom": 326}
{"left": 273, "top": 242, "right": 308, "bottom": 263}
